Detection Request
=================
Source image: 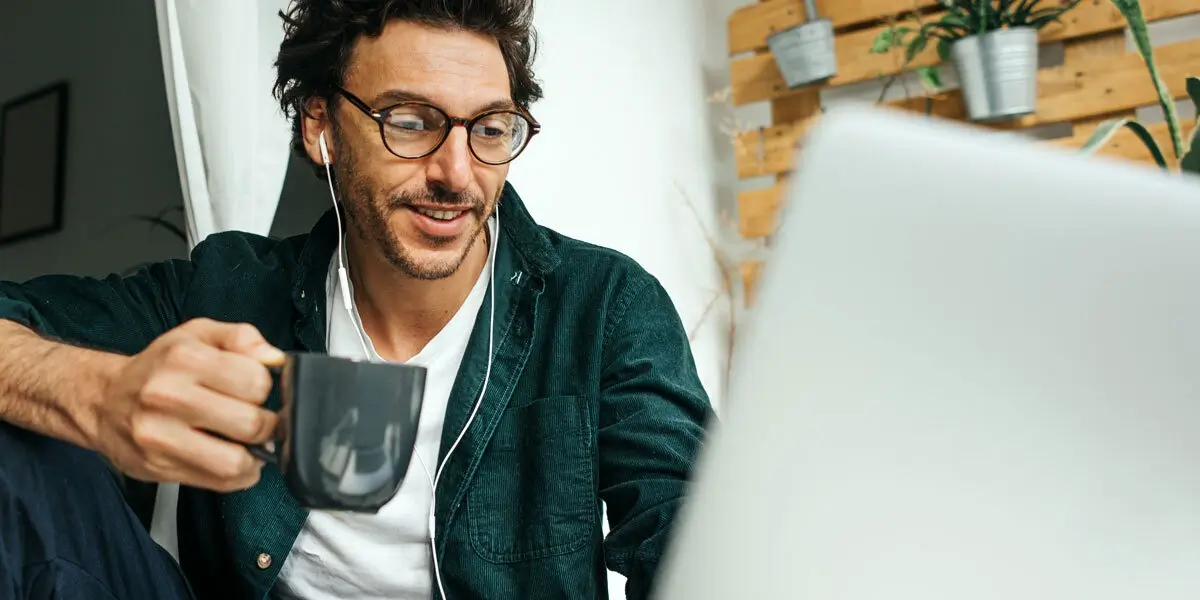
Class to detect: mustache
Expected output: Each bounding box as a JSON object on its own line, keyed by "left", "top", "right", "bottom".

{"left": 388, "top": 186, "right": 484, "bottom": 212}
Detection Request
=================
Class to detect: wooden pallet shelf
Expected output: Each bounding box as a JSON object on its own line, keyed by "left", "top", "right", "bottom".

{"left": 727, "top": 0, "right": 1200, "bottom": 305}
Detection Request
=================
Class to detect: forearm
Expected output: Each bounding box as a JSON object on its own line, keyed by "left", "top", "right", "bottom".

{"left": 0, "top": 319, "right": 123, "bottom": 449}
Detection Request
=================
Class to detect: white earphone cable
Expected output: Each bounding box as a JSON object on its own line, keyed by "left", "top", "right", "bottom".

{"left": 428, "top": 204, "right": 496, "bottom": 600}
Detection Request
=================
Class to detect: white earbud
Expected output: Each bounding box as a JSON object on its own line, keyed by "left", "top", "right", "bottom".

{"left": 319, "top": 132, "right": 331, "bottom": 166}
{"left": 317, "top": 130, "right": 359, "bottom": 335}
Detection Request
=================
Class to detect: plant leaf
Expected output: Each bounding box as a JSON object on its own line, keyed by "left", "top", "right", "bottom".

{"left": 870, "top": 29, "right": 895, "bottom": 53}
{"left": 1109, "top": 0, "right": 1186, "bottom": 160}
{"left": 916, "top": 66, "right": 944, "bottom": 91}
{"left": 1010, "top": 0, "right": 1040, "bottom": 22}
{"left": 132, "top": 215, "right": 188, "bottom": 242}
{"left": 929, "top": 17, "right": 970, "bottom": 37}
{"left": 943, "top": 1, "right": 974, "bottom": 25}
{"left": 1182, "top": 76, "right": 1199, "bottom": 173}
{"left": 906, "top": 32, "right": 930, "bottom": 63}
{"left": 1182, "top": 145, "right": 1200, "bottom": 175}
{"left": 871, "top": 27, "right": 910, "bottom": 53}
{"left": 1186, "top": 76, "right": 1200, "bottom": 160}
{"left": 1078, "top": 118, "right": 1170, "bottom": 171}
{"left": 938, "top": 38, "right": 953, "bottom": 62}
{"left": 1028, "top": 13, "right": 1067, "bottom": 29}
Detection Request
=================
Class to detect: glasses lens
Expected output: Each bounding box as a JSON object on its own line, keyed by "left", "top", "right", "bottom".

{"left": 381, "top": 103, "right": 449, "bottom": 158}
{"left": 469, "top": 111, "right": 532, "bottom": 165}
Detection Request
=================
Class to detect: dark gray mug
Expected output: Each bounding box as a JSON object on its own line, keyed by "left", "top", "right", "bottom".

{"left": 248, "top": 352, "right": 426, "bottom": 513}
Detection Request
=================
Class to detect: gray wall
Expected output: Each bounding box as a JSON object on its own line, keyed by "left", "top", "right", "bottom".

{"left": 0, "top": 0, "right": 329, "bottom": 283}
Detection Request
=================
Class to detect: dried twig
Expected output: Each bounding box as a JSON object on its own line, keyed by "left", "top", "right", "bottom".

{"left": 674, "top": 181, "right": 741, "bottom": 399}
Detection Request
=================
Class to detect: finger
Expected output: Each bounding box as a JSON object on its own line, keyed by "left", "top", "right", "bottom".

{"left": 142, "top": 370, "right": 277, "bottom": 443}
{"left": 183, "top": 319, "right": 285, "bottom": 366}
{"left": 160, "top": 340, "right": 273, "bottom": 405}
{"left": 144, "top": 415, "right": 264, "bottom": 492}
{"left": 197, "top": 351, "right": 275, "bottom": 405}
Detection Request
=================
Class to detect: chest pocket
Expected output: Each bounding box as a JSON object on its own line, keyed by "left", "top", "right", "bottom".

{"left": 468, "top": 394, "right": 596, "bottom": 563}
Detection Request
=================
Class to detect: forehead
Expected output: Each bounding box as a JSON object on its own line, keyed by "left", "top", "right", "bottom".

{"left": 343, "top": 20, "right": 513, "bottom": 114}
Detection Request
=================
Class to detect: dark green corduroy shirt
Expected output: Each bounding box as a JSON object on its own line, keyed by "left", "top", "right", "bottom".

{"left": 0, "top": 183, "right": 714, "bottom": 600}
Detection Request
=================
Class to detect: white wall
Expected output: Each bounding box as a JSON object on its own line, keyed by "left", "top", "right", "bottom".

{"left": 509, "top": 0, "right": 729, "bottom": 416}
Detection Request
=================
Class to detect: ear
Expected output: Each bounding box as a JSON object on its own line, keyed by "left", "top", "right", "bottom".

{"left": 300, "top": 96, "right": 332, "bottom": 166}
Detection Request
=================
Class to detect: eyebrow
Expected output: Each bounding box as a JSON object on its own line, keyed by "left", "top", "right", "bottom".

{"left": 370, "top": 89, "right": 517, "bottom": 114}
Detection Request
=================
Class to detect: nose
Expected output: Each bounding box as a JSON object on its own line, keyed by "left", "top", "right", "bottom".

{"left": 425, "top": 125, "right": 473, "bottom": 192}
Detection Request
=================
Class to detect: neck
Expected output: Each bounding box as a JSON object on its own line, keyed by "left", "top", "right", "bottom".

{"left": 343, "top": 224, "right": 490, "bottom": 362}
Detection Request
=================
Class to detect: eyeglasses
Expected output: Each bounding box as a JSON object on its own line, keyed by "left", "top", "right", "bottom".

{"left": 333, "top": 86, "right": 540, "bottom": 166}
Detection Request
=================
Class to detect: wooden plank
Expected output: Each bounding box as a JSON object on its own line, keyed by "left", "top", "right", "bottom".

{"left": 734, "top": 38, "right": 1200, "bottom": 179}
{"left": 1062, "top": 32, "right": 1138, "bottom": 139}
{"left": 729, "top": 0, "right": 1200, "bottom": 106}
{"left": 741, "top": 261, "right": 765, "bottom": 307}
{"left": 738, "top": 184, "right": 786, "bottom": 238}
{"left": 1062, "top": 31, "right": 1127, "bottom": 63}
{"left": 770, "top": 89, "right": 822, "bottom": 125}
{"left": 727, "top": 0, "right": 940, "bottom": 56}
{"left": 736, "top": 119, "right": 1191, "bottom": 240}
{"left": 768, "top": 92, "right": 822, "bottom": 183}
{"left": 735, "top": 92, "right": 966, "bottom": 179}
{"left": 737, "top": 117, "right": 1197, "bottom": 240}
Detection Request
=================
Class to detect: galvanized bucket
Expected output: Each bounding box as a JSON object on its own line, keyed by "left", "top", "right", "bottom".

{"left": 951, "top": 27, "right": 1039, "bottom": 122}
{"left": 767, "top": 17, "right": 838, "bottom": 89}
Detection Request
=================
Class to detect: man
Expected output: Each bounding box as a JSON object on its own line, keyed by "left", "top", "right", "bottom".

{"left": 0, "top": 1, "right": 713, "bottom": 598}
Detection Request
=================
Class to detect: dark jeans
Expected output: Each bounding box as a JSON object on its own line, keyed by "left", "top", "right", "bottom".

{"left": 0, "top": 422, "right": 194, "bottom": 599}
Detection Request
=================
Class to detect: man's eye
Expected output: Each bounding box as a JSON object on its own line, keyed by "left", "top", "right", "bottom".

{"left": 388, "top": 115, "right": 427, "bottom": 131}
{"left": 473, "top": 120, "right": 510, "bottom": 138}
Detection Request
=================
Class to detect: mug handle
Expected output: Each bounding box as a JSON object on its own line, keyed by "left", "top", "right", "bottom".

{"left": 243, "top": 363, "right": 284, "bottom": 465}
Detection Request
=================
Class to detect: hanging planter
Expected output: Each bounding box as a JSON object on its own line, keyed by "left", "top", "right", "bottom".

{"left": 870, "top": 0, "right": 1082, "bottom": 122}
{"left": 952, "top": 27, "right": 1039, "bottom": 121}
{"left": 766, "top": 0, "right": 837, "bottom": 89}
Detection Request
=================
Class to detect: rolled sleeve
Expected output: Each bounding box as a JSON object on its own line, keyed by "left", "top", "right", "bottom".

{"left": 0, "top": 259, "right": 194, "bottom": 355}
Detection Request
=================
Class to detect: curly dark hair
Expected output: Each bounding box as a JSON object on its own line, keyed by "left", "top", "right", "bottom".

{"left": 273, "top": 0, "right": 543, "bottom": 169}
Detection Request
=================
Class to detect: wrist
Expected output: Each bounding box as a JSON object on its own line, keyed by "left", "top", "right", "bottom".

{"left": 61, "top": 345, "right": 128, "bottom": 452}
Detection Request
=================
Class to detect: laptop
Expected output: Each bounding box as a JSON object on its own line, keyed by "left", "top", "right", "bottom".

{"left": 654, "top": 106, "right": 1200, "bottom": 600}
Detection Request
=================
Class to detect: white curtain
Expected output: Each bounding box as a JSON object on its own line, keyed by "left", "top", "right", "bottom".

{"left": 150, "top": 0, "right": 294, "bottom": 560}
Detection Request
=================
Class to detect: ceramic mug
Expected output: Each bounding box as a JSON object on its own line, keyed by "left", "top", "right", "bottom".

{"left": 247, "top": 352, "right": 426, "bottom": 512}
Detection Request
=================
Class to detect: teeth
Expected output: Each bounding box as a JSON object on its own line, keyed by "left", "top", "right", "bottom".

{"left": 415, "top": 208, "right": 463, "bottom": 221}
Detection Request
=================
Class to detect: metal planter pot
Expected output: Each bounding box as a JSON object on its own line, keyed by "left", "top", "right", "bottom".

{"left": 766, "top": 0, "right": 837, "bottom": 89}
{"left": 952, "top": 27, "right": 1039, "bottom": 122}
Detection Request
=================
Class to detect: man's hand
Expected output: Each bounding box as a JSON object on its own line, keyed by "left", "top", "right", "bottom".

{"left": 88, "top": 318, "right": 286, "bottom": 492}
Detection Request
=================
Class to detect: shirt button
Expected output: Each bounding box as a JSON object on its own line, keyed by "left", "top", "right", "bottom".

{"left": 256, "top": 552, "right": 272, "bottom": 569}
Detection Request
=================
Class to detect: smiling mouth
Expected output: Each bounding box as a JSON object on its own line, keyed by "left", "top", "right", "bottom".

{"left": 412, "top": 206, "right": 467, "bottom": 221}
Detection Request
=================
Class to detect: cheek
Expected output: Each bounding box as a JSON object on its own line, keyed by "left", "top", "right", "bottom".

{"left": 366, "top": 163, "right": 427, "bottom": 205}
{"left": 475, "top": 166, "right": 509, "bottom": 202}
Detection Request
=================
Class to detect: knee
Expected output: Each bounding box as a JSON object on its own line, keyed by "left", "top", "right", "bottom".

{"left": 0, "top": 422, "right": 121, "bottom": 502}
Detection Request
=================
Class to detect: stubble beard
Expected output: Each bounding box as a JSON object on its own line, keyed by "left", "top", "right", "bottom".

{"left": 331, "top": 144, "right": 495, "bottom": 281}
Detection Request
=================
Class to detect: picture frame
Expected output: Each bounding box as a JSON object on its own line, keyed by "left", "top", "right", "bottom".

{"left": 0, "top": 81, "right": 69, "bottom": 246}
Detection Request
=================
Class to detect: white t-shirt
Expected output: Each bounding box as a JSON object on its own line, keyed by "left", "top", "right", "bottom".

{"left": 274, "top": 218, "right": 495, "bottom": 599}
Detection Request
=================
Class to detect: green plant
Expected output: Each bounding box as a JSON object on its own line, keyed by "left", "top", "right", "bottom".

{"left": 1079, "top": 0, "right": 1199, "bottom": 174}
{"left": 120, "top": 205, "right": 188, "bottom": 275}
{"left": 131, "top": 205, "right": 188, "bottom": 242}
{"left": 870, "top": 0, "right": 1082, "bottom": 91}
